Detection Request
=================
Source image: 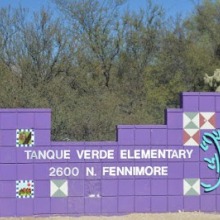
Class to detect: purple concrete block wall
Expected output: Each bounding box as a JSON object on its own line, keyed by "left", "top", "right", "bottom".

{"left": 1, "top": 92, "right": 220, "bottom": 217}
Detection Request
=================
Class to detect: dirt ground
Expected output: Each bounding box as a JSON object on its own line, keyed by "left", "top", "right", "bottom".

{"left": 1, "top": 213, "right": 220, "bottom": 220}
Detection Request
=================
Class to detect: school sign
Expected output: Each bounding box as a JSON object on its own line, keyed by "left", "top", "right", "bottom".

{"left": 0, "top": 92, "right": 220, "bottom": 216}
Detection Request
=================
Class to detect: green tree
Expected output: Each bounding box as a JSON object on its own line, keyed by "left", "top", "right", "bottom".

{"left": 53, "top": 0, "right": 125, "bottom": 87}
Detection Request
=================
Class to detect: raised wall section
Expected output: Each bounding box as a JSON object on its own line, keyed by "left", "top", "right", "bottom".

{"left": 0, "top": 92, "right": 220, "bottom": 216}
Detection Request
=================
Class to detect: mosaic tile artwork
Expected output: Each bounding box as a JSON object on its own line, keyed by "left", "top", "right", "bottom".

{"left": 50, "top": 180, "right": 68, "bottom": 197}
{"left": 183, "top": 178, "right": 200, "bottom": 196}
{"left": 183, "top": 112, "right": 216, "bottom": 146}
{"left": 16, "top": 129, "right": 35, "bottom": 147}
{"left": 183, "top": 129, "right": 200, "bottom": 146}
{"left": 200, "top": 112, "right": 215, "bottom": 129}
{"left": 183, "top": 112, "right": 200, "bottom": 129}
{"left": 16, "top": 180, "right": 34, "bottom": 198}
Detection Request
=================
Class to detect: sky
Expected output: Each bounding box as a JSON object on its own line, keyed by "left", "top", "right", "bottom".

{"left": 126, "top": 0, "right": 195, "bottom": 17}
{"left": 0, "top": 0, "right": 195, "bottom": 18}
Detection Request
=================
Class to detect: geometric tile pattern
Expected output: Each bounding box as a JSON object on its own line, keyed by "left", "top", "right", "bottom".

{"left": 183, "top": 178, "right": 200, "bottom": 196}
{"left": 183, "top": 112, "right": 200, "bottom": 129}
{"left": 16, "top": 129, "right": 35, "bottom": 147}
{"left": 183, "top": 112, "right": 216, "bottom": 146}
{"left": 50, "top": 180, "right": 68, "bottom": 197}
{"left": 200, "top": 112, "right": 216, "bottom": 129}
{"left": 183, "top": 129, "right": 200, "bottom": 146}
{"left": 16, "top": 180, "right": 34, "bottom": 198}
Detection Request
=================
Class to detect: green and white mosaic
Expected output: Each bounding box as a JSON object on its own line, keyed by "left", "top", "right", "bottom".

{"left": 183, "top": 178, "right": 200, "bottom": 196}
{"left": 50, "top": 180, "right": 68, "bottom": 197}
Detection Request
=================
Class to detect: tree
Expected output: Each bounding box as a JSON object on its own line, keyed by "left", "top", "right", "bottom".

{"left": 184, "top": 0, "right": 220, "bottom": 90}
{"left": 1, "top": 0, "right": 220, "bottom": 141}
{"left": 53, "top": 0, "right": 125, "bottom": 87}
{"left": 18, "top": 9, "right": 73, "bottom": 87}
{"left": 0, "top": 6, "right": 25, "bottom": 68}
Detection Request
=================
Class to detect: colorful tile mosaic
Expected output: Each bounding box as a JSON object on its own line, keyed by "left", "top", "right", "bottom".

{"left": 183, "top": 112, "right": 216, "bottom": 146}
{"left": 183, "top": 112, "right": 200, "bottom": 129}
{"left": 199, "top": 112, "right": 215, "bottom": 129}
{"left": 183, "top": 178, "right": 200, "bottom": 196}
{"left": 16, "top": 129, "right": 35, "bottom": 147}
{"left": 50, "top": 180, "right": 68, "bottom": 197}
{"left": 183, "top": 129, "right": 200, "bottom": 146}
{"left": 16, "top": 180, "right": 34, "bottom": 198}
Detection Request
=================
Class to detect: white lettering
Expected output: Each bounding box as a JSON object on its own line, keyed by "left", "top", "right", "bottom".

{"left": 120, "top": 150, "right": 127, "bottom": 159}
{"left": 178, "top": 150, "right": 186, "bottom": 158}
{"left": 186, "top": 149, "right": 193, "bottom": 158}
{"left": 47, "top": 150, "right": 55, "bottom": 160}
{"left": 171, "top": 150, "right": 179, "bottom": 159}
{"left": 119, "top": 149, "right": 194, "bottom": 159}
{"left": 86, "top": 167, "right": 96, "bottom": 176}
{"left": 76, "top": 149, "right": 114, "bottom": 160}
{"left": 102, "top": 166, "right": 168, "bottom": 176}
{"left": 24, "top": 150, "right": 32, "bottom": 159}
{"left": 25, "top": 150, "right": 71, "bottom": 160}
{"left": 76, "top": 150, "right": 84, "bottom": 159}
{"left": 31, "top": 151, "right": 37, "bottom": 159}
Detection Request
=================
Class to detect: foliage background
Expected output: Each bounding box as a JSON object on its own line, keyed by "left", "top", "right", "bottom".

{"left": 0, "top": 0, "right": 218, "bottom": 141}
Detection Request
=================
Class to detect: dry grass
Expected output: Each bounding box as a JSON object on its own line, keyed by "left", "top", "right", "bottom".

{"left": 1, "top": 213, "right": 220, "bottom": 220}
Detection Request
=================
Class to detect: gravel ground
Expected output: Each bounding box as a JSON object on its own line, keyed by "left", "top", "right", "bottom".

{"left": 1, "top": 213, "right": 220, "bottom": 220}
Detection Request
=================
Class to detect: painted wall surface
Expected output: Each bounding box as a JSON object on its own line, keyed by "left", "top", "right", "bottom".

{"left": 0, "top": 92, "right": 220, "bottom": 216}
